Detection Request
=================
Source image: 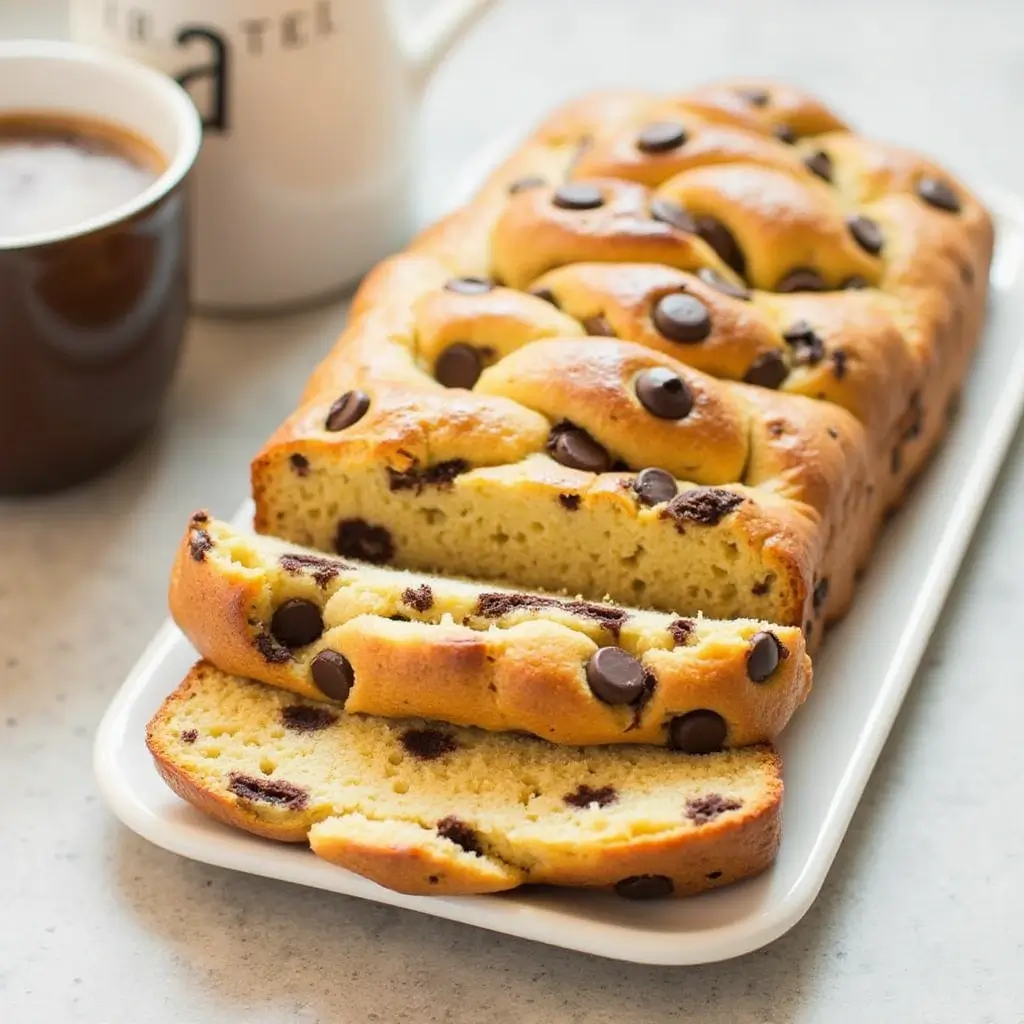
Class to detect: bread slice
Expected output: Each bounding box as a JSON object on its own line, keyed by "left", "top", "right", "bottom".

{"left": 172, "top": 513, "right": 812, "bottom": 749}
{"left": 147, "top": 661, "right": 784, "bottom": 898}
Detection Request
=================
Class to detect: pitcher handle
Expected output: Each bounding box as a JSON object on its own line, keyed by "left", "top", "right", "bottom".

{"left": 403, "top": 0, "right": 499, "bottom": 92}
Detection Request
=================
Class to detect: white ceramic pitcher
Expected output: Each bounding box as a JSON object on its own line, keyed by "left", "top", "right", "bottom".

{"left": 70, "top": 0, "right": 498, "bottom": 312}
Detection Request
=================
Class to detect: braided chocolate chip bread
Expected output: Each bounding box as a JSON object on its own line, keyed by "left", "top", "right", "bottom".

{"left": 147, "top": 661, "right": 783, "bottom": 897}
{"left": 251, "top": 79, "right": 992, "bottom": 646}
{"left": 172, "top": 512, "right": 810, "bottom": 750}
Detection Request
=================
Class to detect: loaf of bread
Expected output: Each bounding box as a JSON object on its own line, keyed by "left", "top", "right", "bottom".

{"left": 147, "top": 661, "right": 783, "bottom": 897}
{"left": 171, "top": 512, "right": 811, "bottom": 749}
{"left": 250, "top": 79, "right": 993, "bottom": 645}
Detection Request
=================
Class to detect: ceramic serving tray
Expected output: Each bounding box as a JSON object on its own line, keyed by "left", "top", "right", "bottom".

{"left": 94, "top": 179, "right": 1024, "bottom": 965}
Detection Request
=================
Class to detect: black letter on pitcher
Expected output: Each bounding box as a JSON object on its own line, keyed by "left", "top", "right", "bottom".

{"left": 175, "top": 27, "right": 230, "bottom": 132}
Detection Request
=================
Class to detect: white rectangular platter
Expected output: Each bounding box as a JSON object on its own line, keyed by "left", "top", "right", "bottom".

{"left": 95, "top": 186, "right": 1024, "bottom": 966}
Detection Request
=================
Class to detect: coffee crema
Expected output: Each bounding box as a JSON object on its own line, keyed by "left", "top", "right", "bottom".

{"left": 0, "top": 112, "right": 164, "bottom": 242}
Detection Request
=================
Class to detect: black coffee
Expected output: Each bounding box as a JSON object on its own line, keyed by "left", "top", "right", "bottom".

{"left": 0, "top": 112, "right": 163, "bottom": 241}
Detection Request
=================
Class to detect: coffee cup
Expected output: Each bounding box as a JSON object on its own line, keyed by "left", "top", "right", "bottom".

{"left": 0, "top": 40, "right": 202, "bottom": 495}
{"left": 70, "top": 0, "right": 499, "bottom": 312}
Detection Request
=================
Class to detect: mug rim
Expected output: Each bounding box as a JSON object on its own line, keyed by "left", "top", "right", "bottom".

{"left": 0, "top": 39, "right": 203, "bottom": 252}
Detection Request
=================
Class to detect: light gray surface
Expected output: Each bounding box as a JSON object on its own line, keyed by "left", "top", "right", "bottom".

{"left": 1, "top": 1, "right": 1023, "bottom": 1021}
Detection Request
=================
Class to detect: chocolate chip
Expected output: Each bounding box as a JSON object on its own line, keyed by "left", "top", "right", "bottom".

{"left": 832, "top": 349, "right": 848, "bottom": 380}
{"left": 310, "top": 650, "right": 355, "bottom": 703}
{"left": 686, "top": 793, "right": 742, "bottom": 825}
{"left": 669, "top": 710, "right": 727, "bottom": 753}
{"left": 697, "top": 267, "right": 751, "bottom": 300}
{"left": 401, "top": 728, "right": 458, "bottom": 760}
{"left": 582, "top": 314, "right": 616, "bottom": 336}
{"left": 402, "top": 584, "right": 433, "bottom": 612}
{"left": 281, "top": 704, "right": 338, "bottom": 732}
{"left": 552, "top": 183, "right": 604, "bottom": 210}
{"left": 476, "top": 592, "right": 629, "bottom": 637}
{"left": 813, "top": 577, "right": 830, "bottom": 612}
{"left": 637, "top": 121, "right": 687, "bottom": 153}
{"left": 662, "top": 487, "right": 744, "bottom": 527}
{"left": 917, "top": 177, "right": 961, "bottom": 213}
{"left": 190, "top": 511, "right": 209, "bottom": 525}
{"left": 842, "top": 275, "right": 869, "bottom": 290}
{"left": 508, "top": 175, "right": 546, "bottom": 194}
{"left": 650, "top": 198, "right": 697, "bottom": 234}
{"left": 847, "top": 215, "right": 884, "bottom": 255}
{"left": 564, "top": 784, "right": 618, "bottom": 808}
{"left": 747, "top": 631, "right": 783, "bottom": 682}
{"left": 783, "top": 319, "right": 825, "bottom": 366}
{"left": 189, "top": 529, "right": 212, "bottom": 562}
{"left": 652, "top": 292, "right": 712, "bottom": 343}
{"left": 289, "top": 453, "right": 310, "bottom": 476}
{"left": 695, "top": 216, "right": 746, "bottom": 276}
{"left": 436, "top": 815, "right": 482, "bottom": 855}
{"left": 325, "top": 390, "right": 370, "bottom": 432}
{"left": 386, "top": 459, "right": 468, "bottom": 493}
{"left": 270, "top": 599, "right": 324, "bottom": 648}
{"left": 776, "top": 268, "right": 826, "bottom": 293}
{"left": 738, "top": 86, "right": 769, "bottom": 107}
{"left": 435, "top": 343, "right": 482, "bottom": 389}
{"left": 773, "top": 123, "right": 797, "bottom": 145}
{"left": 529, "top": 286, "right": 560, "bottom": 308}
{"left": 633, "top": 467, "right": 678, "bottom": 507}
{"left": 668, "top": 618, "right": 694, "bottom": 645}
{"left": 547, "top": 423, "right": 611, "bottom": 473}
{"left": 559, "top": 493, "right": 581, "bottom": 510}
{"left": 335, "top": 519, "right": 394, "bottom": 563}
{"left": 635, "top": 367, "right": 694, "bottom": 419}
{"left": 254, "top": 631, "right": 291, "bottom": 664}
{"left": 228, "top": 773, "right": 308, "bottom": 809}
{"left": 615, "top": 874, "right": 674, "bottom": 899}
{"left": 827, "top": 426, "right": 839, "bottom": 439}
{"left": 743, "top": 351, "right": 789, "bottom": 389}
{"left": 444, "top": 276, "right": 493, "bottom": 295}
{"left": 804, "top": 150, "right": 833, "bottom": 182}
{"left": 586, "top": 646, "right": 646, "bottom": 705}
{"left": 181, "top": 729, "right": 198, "bottom": 744}
{"left": 279, "top": 552, "right": 350, "bottom": 587}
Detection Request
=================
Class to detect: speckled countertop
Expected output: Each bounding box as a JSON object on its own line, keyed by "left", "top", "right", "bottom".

{"left": 2, "top": 1, "right": 1024, "bottom": 1021}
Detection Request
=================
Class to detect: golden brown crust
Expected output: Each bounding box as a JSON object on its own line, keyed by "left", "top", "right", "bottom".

{"left": 249, "top": 80, "right": 991, "bottom": 647}
{"left": 171, "top": 516, "right": 812, "bottom": 748}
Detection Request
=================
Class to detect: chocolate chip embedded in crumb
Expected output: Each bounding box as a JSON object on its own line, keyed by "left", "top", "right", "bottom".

{"left": 254, "top": 631, "right": 291, "bottom": 664}
{"left": 813, "top": 578, "right": 830, "bottom": 612}
{"left": 508, "top": 175, "right": 546, "bottom": 194}
{"left": 747, "top": 630, "right": 785, "bottom": 682}
{"left": 668, "top": 618, "right": 694, "bottom": 645}
{"left": 652, "top": 292, "right": 712, "bottom": 343}
{"left": 279, "top": 552, "right": 350, "bottom": 587}
{"left": 270, "top": 599, "right": 324, "bottom": 648}
{"left": 475, "top": 592, "right": 629, "bottom": 638}
{"left": 637, "top": 121, "right": 687, "bottom": 153}
{"left": 847, "top": 214, "right": 884, "bottom": 255}
{"left": 586, "top": 647, "right": 647, "bottom": 705}
{"left": 564, "top": 784, "right": 618, "bottom": 808}
{"left": 228, "top": 773, "right": 308, "bottom": 809}
{"left": 189, "top": 529, "right": 213, "bottom": 562}
{"left": 697, "top": 267, "right": 750, "bottom": 301}
{"left": 289, "top": 453, "right": 310, "bottom": 476}
{"left": 436, "top": 815, "right": 482, "bottom": 855}
{"left": 650, "top": 198, "right": 697, "bottom": 234}
{"left": 743, "top": 351, "right": 789, "bottom": 390}
{"left": 402, "top": 584, "right": 433, "bottom": 612}
{"left": 917, "top": 177, "right": 961, "bottom": 213}
{"left": 435, "top": 343, "right": 483, "bottom": 389}
{"left": 325, "top": 390, "right": 371, "bottom": 432}
{"left": 547, "top": 423, "right": 611, "bottom": 473}
{"left": 558, "top": 493, "right": 582, "bottom": 511}
{"left": 777, "top": 267, "right": 827, "bottom": 293}
{"left": 668, "top": 710, "right": 727, "bottom": 753}
{"left": 686, "top": 793, "right": 742, "bottom": 825}
{"left": 635, "top": 367, "right": 694, "bottom": 419}
{"left": 582, "top": 314, "right": 616, "bottom": 337}
{"left": 386, "top": 459, "right": 468, "bottom": 493}
{"left": 552, "top": 183, "right": 604, "bottom": 210}
{"left": 773, "top": 123, "right": 797, "bottom": 145}
{"left": 335, "top": 519, "right": 395, "bottom": 564}
{"left": 614, "top": 874, "right": 675, "bottom": 900}
{"left": 281, "top": 704, "right": 338, "bottom": 733}
{"left": 401, "top": 728, "right": 458, "bottom": 760}
{"left": 181, "top": 729, "right": 198, "bottom": 744}
{"left": 633, "top": 467, "right": 678, "bottom": 507}
{"left": 695, "top": 215, "right": 747, "bottom": 277}
{"left": 804, "top": 150, "right": 833, "bottom": 182}
{"left": 783, "top": 319, "right": 825, "bottom": 367}
{"left": 310, "top": 650, "right": 355, "bottom": 704}
{"left": 444, "top": 276, "right": 493, "bottom": 295}
{"left": 661, "top": 487, "right": 744, "bottom": 528}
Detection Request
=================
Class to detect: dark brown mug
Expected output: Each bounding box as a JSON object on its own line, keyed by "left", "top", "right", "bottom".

{"left": 0, "top": 41, "right": 202, "bottom": 494}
